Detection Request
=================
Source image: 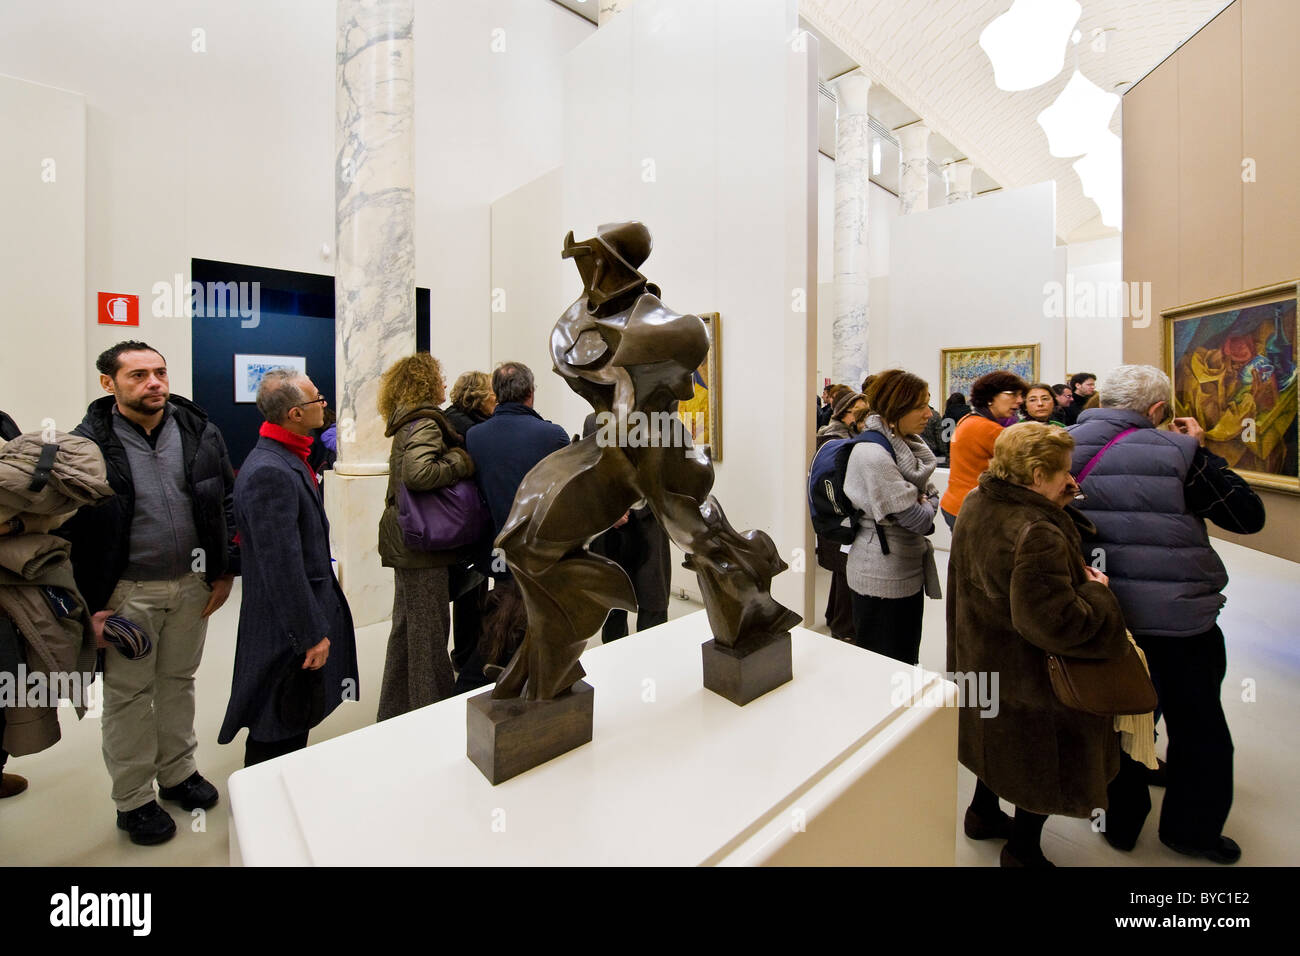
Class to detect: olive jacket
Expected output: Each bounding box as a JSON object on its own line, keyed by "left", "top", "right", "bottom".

{"left": 378, "top": 405, "right": 476, "bottom": 570}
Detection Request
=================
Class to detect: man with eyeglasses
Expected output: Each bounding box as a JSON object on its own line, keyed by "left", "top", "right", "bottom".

{"left": 59, "top": 340, "right": 238, "bottom": 845}
{"left": 218, "top": 369, "right": 358, "bottom": 767}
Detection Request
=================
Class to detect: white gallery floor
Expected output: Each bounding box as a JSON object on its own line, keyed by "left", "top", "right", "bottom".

{"left": 0, "top": 539, "right": 1295, "bottom": 867}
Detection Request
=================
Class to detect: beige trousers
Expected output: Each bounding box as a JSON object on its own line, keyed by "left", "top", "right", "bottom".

{"left": 101, "top": 573, "right": 211, "bottom": 812}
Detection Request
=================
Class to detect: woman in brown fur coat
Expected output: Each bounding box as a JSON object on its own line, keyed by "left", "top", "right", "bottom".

{"left": 947, "top": 423, "right": 1130, "bottom": 867}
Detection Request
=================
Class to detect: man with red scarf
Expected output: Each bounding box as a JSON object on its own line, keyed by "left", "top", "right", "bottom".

{"left": 218, "top": 369, "right": 358, "bottom": 766}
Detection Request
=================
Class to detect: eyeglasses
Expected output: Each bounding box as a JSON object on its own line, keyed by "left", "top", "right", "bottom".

{"left": 293, "top": 397, "right": 327, "bottom": 409}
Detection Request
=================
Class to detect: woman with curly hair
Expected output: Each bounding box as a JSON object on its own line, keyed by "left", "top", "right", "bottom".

{"left": 376, "top": 353, "right": 476, "bottom": 720}
{"left": 939, "top": 370, "right": 1028, "bottom": 529}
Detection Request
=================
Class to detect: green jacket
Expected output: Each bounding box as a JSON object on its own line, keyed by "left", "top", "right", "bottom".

{"left": 378, "top": 404, "right": 476, "bottom": 569}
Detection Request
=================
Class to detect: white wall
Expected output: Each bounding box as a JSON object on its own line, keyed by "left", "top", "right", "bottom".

{"left": 888, "top": 182, "right": 1065, "bottom": 399}
{"left": 0, "top": 0, "right": 591, "bottom": 407}
{"left": 555, "top": 0, "right": 817, "bottom": 619}
{"left": 0, "top": 74, "right": 85, "bottom": 435}
{"left": 489, "top": 167, "right": 585, "bottom": 435}
{"left": 1064, "top": 235, "right": 1123, "bottom": 380}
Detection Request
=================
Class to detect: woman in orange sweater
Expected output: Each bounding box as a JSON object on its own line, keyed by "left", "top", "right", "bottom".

{"left": 939, "top": 371, "right": 1028, "bottom": 529}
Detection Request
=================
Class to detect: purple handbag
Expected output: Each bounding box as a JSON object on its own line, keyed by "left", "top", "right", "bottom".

{"left": 394, "top": 422, "right": 490, "bottom": 551}
{"left": 396, "top": 476, "right": 490, "bottom": 552}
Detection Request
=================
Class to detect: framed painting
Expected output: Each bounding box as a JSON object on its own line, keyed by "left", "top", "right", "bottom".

{"left": 940, "top": 344, "right": 1039, "bottom": 403}
{"left": 678, "top": 312, "right": 721, "bottom": 461}
{"left": 1163, "top": 281, "right": 1298, "bottom": 495}
{"left": 234, "top": 354, "right": 307, "bottom": 404}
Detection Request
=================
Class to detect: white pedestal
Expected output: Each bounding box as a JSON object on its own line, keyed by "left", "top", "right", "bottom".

{"left": 229, "top": 610, "right": 957, "bottom": 866}
{"left": 323, "top": 470, "right": 393, "bottom": 628}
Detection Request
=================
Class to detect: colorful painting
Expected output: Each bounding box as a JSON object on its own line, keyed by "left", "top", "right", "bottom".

{"left": 1165, "top": 283, "right": 1298, "bottom": 494}
{"left": 678, "top": 312, "right": 721, "bottom": 461}
{"left": 233, "top": 354, "right": 307, "bottom": 404}
{"left": 941, "top": 344, "right": 1039, "bottom": 404}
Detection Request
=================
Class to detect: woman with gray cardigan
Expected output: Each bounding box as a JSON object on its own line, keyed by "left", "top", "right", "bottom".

{"left": 843, "top": 369, "right": 942, "bottom": 664}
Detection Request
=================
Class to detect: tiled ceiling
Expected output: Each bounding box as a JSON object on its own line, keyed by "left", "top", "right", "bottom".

{"left": 800, "top": 0, "right": 1232, "bottom": 242}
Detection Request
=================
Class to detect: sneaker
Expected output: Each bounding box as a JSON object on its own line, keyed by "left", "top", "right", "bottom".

{"left": 159, "top": 771, "right": 219, "bottom": 811}
{"left": 1161, "top": 834, "right": 1241, "bottom": 865}
{"left": 0, "top": 773, "right": 29, "bottom": 799}
{"left": 116, "top": 801, "right": 177, "bottom": 846}
{"left": 964, "top": 805, "right": 1014, "bottom": 841}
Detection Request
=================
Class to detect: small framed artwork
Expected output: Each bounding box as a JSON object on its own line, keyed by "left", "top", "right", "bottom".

{"left": 678, "top": 312, "right": 721, "bottom": 461}
{"left": 234, "top": 354, "right": 307, "bottom": 404}
{"left": 1163, "top": 281, "right": 1298, "bottom": 495}
{"left": 941, "top": 344, "right": 1039, "bottom": 402}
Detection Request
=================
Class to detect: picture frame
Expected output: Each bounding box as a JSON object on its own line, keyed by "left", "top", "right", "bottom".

{"left": 677, "top": 312, "right": 721, "bottom": 462}
{"left": 940, "top": 344, "right": 1040, "bottom": 404}
{"left": 1163, "top": 281, "right": 1298, "bottom": 495}
{"left": 234, "top": 354, "right": 307, "bottom": 404}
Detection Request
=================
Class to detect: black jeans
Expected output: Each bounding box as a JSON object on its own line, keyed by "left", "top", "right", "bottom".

{"left": 850, "top": 590, "right": 924, "bottom": 665}
{"left": 244, "top": 732, "right": 309, "bottom": 768}
{"left": 1108, "top": 625, "right": 1233, "bottom": 846}
{"left": 602, "top": 606, "right": 669, "bottom": 643}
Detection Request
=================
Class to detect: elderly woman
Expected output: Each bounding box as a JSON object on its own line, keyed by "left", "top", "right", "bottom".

{"left": 813, "top": 390, "right": 868, "bottom": 642}
{"left": 1021, "top": 383, "right": 1065, "bottom": 426}
{"left": 842, "top": 369, "right": 941, "bottom": 664}
{"left": 947, "top": 423, "right": 1130, "bottom": 867}
{"left": 377, "top": 353, "right": 476, "bottom": 720}
{"left": 815, "top": 390, "right": 867, "bottom": 448}
{"left": 939, "top": 370, "right": 1028, "bottom": 529}
{"left": 444, "top": 370, "right": 496, "bottom": 438}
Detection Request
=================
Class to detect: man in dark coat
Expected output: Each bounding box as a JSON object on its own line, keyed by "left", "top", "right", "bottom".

{"left": 59, "top": 340, "right": 237, "bottom": 846}
{"left": 218, "top": 369, "right": 358, "bottom": 767}
{"left": 1069, "top": 364, "right": 1264, "bottom": 864}
{"left": 465, "top": 363, "right": 569, "bottom": 536}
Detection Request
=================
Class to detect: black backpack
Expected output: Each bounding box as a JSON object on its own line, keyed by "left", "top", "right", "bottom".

{"left": 807, "top": 429, "right": 897, "bottom": 548}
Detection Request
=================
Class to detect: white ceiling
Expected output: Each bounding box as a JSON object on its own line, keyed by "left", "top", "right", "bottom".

{"left": 800, "top": 0, "right": 1232, "bottom": 242}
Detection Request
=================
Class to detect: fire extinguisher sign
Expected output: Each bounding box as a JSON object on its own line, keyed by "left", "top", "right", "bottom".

{"left": 97, "top": 292, "right": 139, "bottom": 326}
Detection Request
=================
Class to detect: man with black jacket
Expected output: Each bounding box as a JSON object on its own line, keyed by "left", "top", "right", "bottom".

{"left": 59, "top": 341, "right": 239, "bottom": 845}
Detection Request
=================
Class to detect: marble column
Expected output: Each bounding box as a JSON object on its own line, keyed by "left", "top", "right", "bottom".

{"left": 895, "top": 122, "right": 931, "bottom": 215}
{"left": 832, "top": 71, "right": 871, "bottom": 390}
{"left": 327, "top": 0, "right": 415, "bottom": 627}
{"left": 944, "top": 160, "right": 973, "bottom": 204}
{"left": 598, "top": 0, "right": 634, "bottom": 26}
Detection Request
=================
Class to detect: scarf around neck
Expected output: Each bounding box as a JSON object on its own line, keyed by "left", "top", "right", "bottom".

{"left": 260, "top": 420, "right": 314, "bottom": 468}
{"left": 862, "top": 413, "right": 937, "bottom": 490}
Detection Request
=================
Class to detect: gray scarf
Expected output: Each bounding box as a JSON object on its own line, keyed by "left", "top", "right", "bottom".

{"left": 863, "top": 414, "right": 937, "bottom": 492}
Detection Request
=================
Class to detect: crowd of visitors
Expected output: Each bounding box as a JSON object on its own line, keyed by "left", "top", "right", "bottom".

{"left": 0, "top": 345, "right": 1269, "bottom": 869}
{"left": 812, "top": 361, "right": 1264, "bottom": 866}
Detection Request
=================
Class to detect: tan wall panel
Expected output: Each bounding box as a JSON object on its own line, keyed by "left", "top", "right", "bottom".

{"left": 1124, "top": 0, "right": 1298, "bottom": 563}
{"left": 1242, "top": 0, "right": 1300, "bottom": 289}
{"left": 1177, "top": 3, "right": 1244, "bottom": 306}
{"left": 1122, "top": 60, "right": 1181, "bottom": 368}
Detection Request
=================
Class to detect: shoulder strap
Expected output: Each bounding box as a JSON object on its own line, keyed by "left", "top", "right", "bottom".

{"left": 1076, "top": 427, "right": 1139, "bottom": 484}
{"left": 854, "top": 429, "right": 898, "bottom": 461}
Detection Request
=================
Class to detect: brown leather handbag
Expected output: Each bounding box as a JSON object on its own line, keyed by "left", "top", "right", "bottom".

{"left": 1046, "top": 641, "right": 1158, "bottom": 716}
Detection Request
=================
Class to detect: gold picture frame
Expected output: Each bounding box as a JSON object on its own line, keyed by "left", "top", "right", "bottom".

{"left": 1162, "top": 281, "right": 1299, "bottom": 495}
{"left": 940, "top": 344, "right": 1040, "bottom": 403}
{"left": 678, "top": 312, "right": 721, "bottom": 461}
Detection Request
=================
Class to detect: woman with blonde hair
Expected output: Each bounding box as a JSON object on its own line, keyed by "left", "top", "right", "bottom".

{"left": 444, "top": 370, "right": 496, "bottom": 438}
{"left": 376, "top": 353, "right": 476, "bottom": 720}
{"left": 947, "top": 422, "right": 1130, "bottom": 866}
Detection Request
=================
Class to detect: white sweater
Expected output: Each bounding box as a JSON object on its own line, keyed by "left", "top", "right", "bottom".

{"left": 842, "top": 422, "right": 940, "bottom": 600}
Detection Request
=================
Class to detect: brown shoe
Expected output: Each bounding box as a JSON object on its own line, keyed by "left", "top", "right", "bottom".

{"left": 0, "top": 772, "right": 29, "bottom": 798}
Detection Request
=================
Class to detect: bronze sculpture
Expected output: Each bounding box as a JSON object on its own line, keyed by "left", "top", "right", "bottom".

{"left": 468, "top": 222, "right": 800, "bottom": 783}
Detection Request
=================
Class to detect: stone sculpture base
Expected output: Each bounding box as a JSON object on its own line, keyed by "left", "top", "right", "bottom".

{"left": 467, "top": 681, "right": 595, "bottom": 785}
{"left": 701, "top": 632, "right": 793, "bottom": 706}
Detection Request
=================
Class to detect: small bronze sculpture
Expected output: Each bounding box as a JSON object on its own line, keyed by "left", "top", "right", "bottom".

{"left": 468, "top": 222, "right": 800, "bottom": 783}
